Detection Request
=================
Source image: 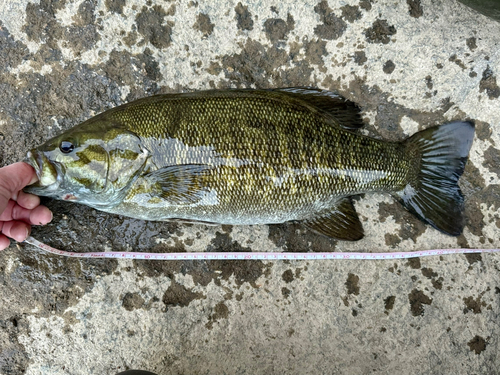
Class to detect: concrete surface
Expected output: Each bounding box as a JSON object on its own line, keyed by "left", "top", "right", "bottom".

{"left": 0, "top": 0, "right": 499, "bottom": 374}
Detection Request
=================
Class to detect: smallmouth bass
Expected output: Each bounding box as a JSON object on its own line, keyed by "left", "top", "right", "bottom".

{"left": 24, "top": 88, "right": 475, "bottom": 240}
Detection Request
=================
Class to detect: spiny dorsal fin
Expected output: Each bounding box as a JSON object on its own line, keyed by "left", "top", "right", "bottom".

{"left": 302, "top": 197, "right": 364, "bottom": 240}
{"left": 274, "top": 87, "right": 365, "bottom": 130}
{"left": 144, "top": 164, "right": 212, "bottom": 205}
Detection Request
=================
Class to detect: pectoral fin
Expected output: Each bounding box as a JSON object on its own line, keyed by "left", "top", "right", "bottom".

{"left": 303, "top": 198, "right": 364, "bottom": 241}
{"left": 144, "top": 164, "right": 212, "bottom": 205}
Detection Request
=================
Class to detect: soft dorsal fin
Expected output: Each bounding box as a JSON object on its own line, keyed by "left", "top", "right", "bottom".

{"left": 144, "top": 164, "right": 213, "bottom": 205}
{"left": 274, "top": 87, "right": 365, "bottom": 130}
{"left": 302, "top": 197, "right": 364, "bottom": 240}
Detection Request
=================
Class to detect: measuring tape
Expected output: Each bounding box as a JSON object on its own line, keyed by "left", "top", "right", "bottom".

{"left": 24, "top": 236, "right": 500, "bottom": 260}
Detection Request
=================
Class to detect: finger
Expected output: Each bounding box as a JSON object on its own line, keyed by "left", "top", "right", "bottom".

{"left": 16, "top": 190, "right": 41, "bottom": 210}
{"left": 0, "top": 234, "right": 10, "bottom": 250}
{"left": 0, "top": 201, "right": 52, "bottom": 225}
{"left": 0, "top": 163, "right": 38, "bottom": 213}
{"left": 29, "top": 205, "right": 53, "bottom": 225}
{"left": 8, "top": 203, "right": 33, "bottom": 223}
{"left": 1, "top": 221, "right": 30, "bottom": 242}
{"left": 0, "top": 200, "right": 15, "bottom": 221}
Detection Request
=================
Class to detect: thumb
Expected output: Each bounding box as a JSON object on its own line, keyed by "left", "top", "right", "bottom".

{"left": 0, "top": 162, "right": 38, "bottom": 213}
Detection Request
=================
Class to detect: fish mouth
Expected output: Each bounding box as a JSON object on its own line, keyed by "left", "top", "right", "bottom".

{"left": 23, "top": 150, "right": 61, "bottom": 193}
{"left": 25, "top": 150, "right": 43, "bottom": 181}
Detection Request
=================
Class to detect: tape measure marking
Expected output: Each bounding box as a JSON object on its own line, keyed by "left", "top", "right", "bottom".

{"left": 23, "top": 236, "right": 500, "bottom": 260}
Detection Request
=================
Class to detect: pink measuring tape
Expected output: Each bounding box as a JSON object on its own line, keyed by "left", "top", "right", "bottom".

{"left": 24, "top": 236, "right": 500, "bottom": 260}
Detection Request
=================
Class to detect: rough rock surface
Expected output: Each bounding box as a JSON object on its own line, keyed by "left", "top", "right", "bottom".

{"left": 0, "top": 0, "right": 499, "bottom": 374}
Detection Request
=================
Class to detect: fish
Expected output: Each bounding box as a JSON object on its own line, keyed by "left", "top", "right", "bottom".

{"left": 24, "top": 88, "right": 475, "bottom": 241}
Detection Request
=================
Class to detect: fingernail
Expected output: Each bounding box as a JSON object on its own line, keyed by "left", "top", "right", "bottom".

{"left": 28, "top": 173, "right": 39, "bottom": 185}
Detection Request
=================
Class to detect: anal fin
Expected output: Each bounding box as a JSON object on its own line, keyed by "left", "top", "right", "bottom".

{"left": 303, "top": 198, "right": 364, "bottom": 241}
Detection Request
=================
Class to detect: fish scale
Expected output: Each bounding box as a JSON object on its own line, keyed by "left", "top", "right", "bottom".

{"left": 24, "top": 88, "right": 474, "bottom": 240}
{"left": 105, "top": 91, "right": 409, "bottom": 223}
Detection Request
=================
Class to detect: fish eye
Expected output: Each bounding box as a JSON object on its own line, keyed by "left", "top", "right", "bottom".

{"left": 59, "top": 141, "right": 75, "bottom": 154}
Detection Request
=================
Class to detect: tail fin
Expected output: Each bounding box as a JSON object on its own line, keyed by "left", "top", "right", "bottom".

{"left": 396, "top": 121, "right": 475, "bottom": 236}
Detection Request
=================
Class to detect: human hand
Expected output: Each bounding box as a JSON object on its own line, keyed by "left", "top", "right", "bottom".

{"left": 0, "top": 162, "right": 53, "bottom": 250}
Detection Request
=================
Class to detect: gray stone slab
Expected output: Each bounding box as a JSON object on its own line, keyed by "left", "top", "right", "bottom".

{"left": 0, "top": 0, "right": 499, "bottom": 374}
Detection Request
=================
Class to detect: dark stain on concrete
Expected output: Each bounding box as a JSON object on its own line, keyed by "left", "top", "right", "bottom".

{"left": 468, "top": 335, "right": 487, "bottom": 355}
{"left": 193, "top": 13, "right": 215, "bottom": 37}
{"left": 97, "top": 48, "right": 137, "bottom": 85}
{"left": 106, "top": 0, "right": 126, "bottom": 14}
{"left": 73, "top": 0, "right": 96, "bottom": 27}
{"left": 0, "top": 316, "right": 29, "bottom": 373}
{"left": 24, "top": 0, "right": 99, "bottom": 54}
{"left": 282, "top": 269, "right": 294, "bottom": 283}
{"left": 432, "top": 277, "right": 443, "bottom": 290}
{"left": 23, "top": 2, "right": 65, "bottom": 44}
{"left": 205, "top": 301, "right": 229, "bottom": 329}
{"left": 235, "top": 2, "right": 254, "bottom": 31}
{"left": 421, "top": 267, "right": 443, "bottom": 290}
{"left": 475, "top": 121, "right": 492, "bottom": 141}
{"left": 421, "top": 267, "right": 437, "bottom": 279}
{"left": 135, "top": 253, "right": 269, "bottom": 289}
{"left": 408, "top": 289, "right": 432, "bottom": 316}
{"left": 483, "top": 146, "right": 500, "bottom": 177}
{"left": 364, "top": 19, "right": 396, "bottom": 44}
{"left": 340, "top": 5, "right": 362, "bottom": 23}
{"left": 406, "top": 257, "right": 421, "bottom": 269}
{"left": 407, "top": 0, "right": 423, "bottom": 18}
{"left": 465, "top": 184, "right": 500, "bottom": 241}
{"left": 353, "top": 50, "right": 367, "bottom": 65}
{"left": 304, "top": 38, "right": 328, "bottom": 66}
{"left": 264, "top": 14, "right": 295, "bottom": 43}
{"left": 314, "top": 1, "right": 347, "bottom": 40}
{"left": 383, "top": 60, "right": 395, "bottom": 74}
{"left": 206, "top": 259, "right": 270, "bottom": 288}
{"left": 135, "top": 5, "right": 173, "bottom": 49}
{"left": 281, "top": 270, "right": 293, "bottom": 283}
{"left": 219, "top": 39, "right": 308, "bottom": 87}
{"left": 0, "top": 21, "right": 29, "bottom": 73}
{"left": 346, "top": 273, "right": 360, "bottom": 295}
{"left": 462, "top": 158, "right": 486, "bottom": 200}
{"left": 378, "top": 202, "right": 427, "bottom": 245}
{"left": 479, "top": 66, "right": 500, "bottom": 99}
{"left": 207, "top": 231, "right": 250, "bottom": 253}
{"left": 122, "top": 292, "right": 145, "bottom": 311}
{"left": 463, "top": 295, "right": 485, "bottom": 314}
{"left": 384, "top": 296, "right": 396, "bottom": 314}
{"left": 162, "top": 279, "right": 205, "bottom": 308}
{"left": 465, "top": 253, "right": 482, "bottom": 265}
{"left": 359, "top": 0, "right": 373, "bottom": 11}
{"left": 268, "top": 222, "right": 337, "bottom": 252}
{"left": 425, "top": 75, "right": 433, "bottom": 90}
{"left": 281, "top": 287, "right": 291, "bottom": 298}
{"left": 449, "top": 54, "right": 467, "bottom": 70}
{"left": 466, "top": 37, "right": 477, "bottom": 51}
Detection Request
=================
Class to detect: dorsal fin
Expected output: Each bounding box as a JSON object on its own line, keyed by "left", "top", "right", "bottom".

{"left": 302, "top": 197, "right": 364, "bottom": 240}
{"left": 273, "top": 87, "right": 365, "bottom": 130}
